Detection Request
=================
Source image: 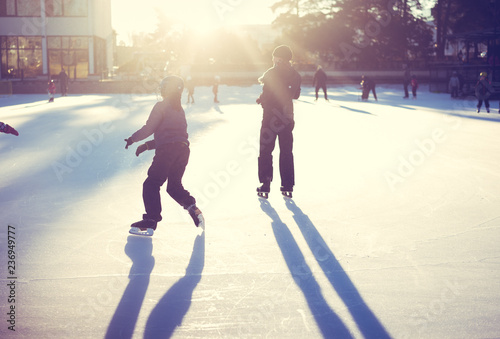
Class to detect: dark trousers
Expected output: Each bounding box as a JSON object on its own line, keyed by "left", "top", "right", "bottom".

{"left": 143, "top": 143, "right": 195, "bottom": 223}
{"left": 477, "top": 99, "right": 490, "bottom": 110}
{"left": 404, "top": 81, "right": 410, "bottom": 98}
{"left": 258, "top": 108, "right": 295, "bottom": 189}
{"left": 315, "top": 84, "right": 328, "bottom": 100}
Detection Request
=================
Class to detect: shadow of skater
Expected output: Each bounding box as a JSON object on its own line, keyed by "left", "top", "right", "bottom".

{"left": 106, "top": 236, "right": 155, "bottom": 339}
{"left": 144, "top": 232, "right": 205, "bottom": 338}
{"left": 259, "top": 199, "right": 352, "bottom": 338}
{"left": 284, "top": 199, "right": 392, "bottom": 339}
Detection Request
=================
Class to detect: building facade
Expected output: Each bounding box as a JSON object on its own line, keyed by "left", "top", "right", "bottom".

{"left": 0, "top": 0, "right": 112, "bottom": 80}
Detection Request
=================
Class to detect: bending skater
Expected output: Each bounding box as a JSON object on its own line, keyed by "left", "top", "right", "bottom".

{"left": 360, "top": 75, "right": 377, "bottom": 101}
{"left": 256, "top": 45, "right": 301, "bottom": 198}
{"left": 125, "top": 75, "right": 204, "bottom": 235}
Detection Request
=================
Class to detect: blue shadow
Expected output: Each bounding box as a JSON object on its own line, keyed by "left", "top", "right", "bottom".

{"left": 143, "top": 232, "right": 205, "bottom": 338}
{"left": 284, "top": 199, "right": 392, "bottom": 339}
{"left": 259, "top": 199, "right": 353, "bottom": 338}
{"left": 105, "top": 236, "right": 155, "bottom": 339}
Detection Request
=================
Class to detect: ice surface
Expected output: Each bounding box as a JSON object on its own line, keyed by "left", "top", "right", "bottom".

{"left": 1, "top": 85, "right": 500, "bottom": 338}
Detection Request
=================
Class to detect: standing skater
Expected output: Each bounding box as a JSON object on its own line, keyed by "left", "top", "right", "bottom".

{"left": 360, "top": 75, "right": 377, "bottom": 101}
{"left": 411, "top": 75, "right": 418, "bottom": 99}
{"left": 403, "top": 65, "right": 411, "bottom": 98}
{"left": 448, "top": 71, "right": 460, "bottom": 98}
{"left": 313, "top": 65, "right": 328, "bottom": 101}
{"left": 475, "top": 72, "right": 493, "bottom": 113}
{"left": 213, "top": 75, "right": 220, "bottom": 103}
{"left": 0, "top": 122, "right": 19, "bottom": 136}
{"left": 47, "top": 79, "right": 56, "bottom": 102}
{"left": 256, "top": 45, "right": 301, "bottom": 199}
{"left": 186, "top": 76, "right": 195, "bottom": 104}
{"left": 59, "top": 68, "right": 68, "bottom": 96}
{"left": 124, "top": 75, "right": 204, "bottom": 236}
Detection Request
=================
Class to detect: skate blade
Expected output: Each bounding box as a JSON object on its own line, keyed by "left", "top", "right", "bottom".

{"left": 281, "top": 191, "right": 293, "bottom": 199}
{"left": 197, "top": 214, "right": 206, "bottom": 230}
{"left": 129, "top": 227, "right": 154, "bottom": 236}
{"left": 257, "top": 192, "right": 269, "bottom": 199}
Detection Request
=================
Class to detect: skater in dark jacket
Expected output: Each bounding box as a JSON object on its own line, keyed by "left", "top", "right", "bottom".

{"left": 360, "top": 75, "right": 377, "bottom": 101}
{"left": 313, "top": 65, "right": 328, "bottom": 101}
{"left": 475, "top": 72, "right": 494, "bottom": 113}
{"left": 125, "top": 75, "right": 204, "bottom": 234}
{"left": 256, "top": 45, "right": 301, "bottom": 198}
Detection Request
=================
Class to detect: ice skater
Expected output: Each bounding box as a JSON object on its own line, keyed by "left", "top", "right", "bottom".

{"left": 360, "top": 75, "right": 377, "bottom": 101}
{"left": 256, "top": 45, "right": 301, "bottom": 199}
{"left": 0, "top": 122, "right": 18, "bottom": 136}
{"left": 449, "top": 71, "right": 460, "bottom": 98}
{"left": 403, "top": 65, "right": 411, "bottom": 98}
{"left": 475, "top": 72, "right": 494, "bottom": 113}
{"left": 411, "top": 75, "right": 418, "bottom": 99}
{"left": 313, "top": 65, "right": 328, "bottom": 101}
{"left": 213, "top": 75, "right": 220, "bottom": 103}
{"left": 48, "top": 79, "right": 56, "bottom": 102}
{"left": 124, "top": 75, "right": 204, "bottom": 236}
{"left": 185, "top": 76, "right": 195, "bottom": 104}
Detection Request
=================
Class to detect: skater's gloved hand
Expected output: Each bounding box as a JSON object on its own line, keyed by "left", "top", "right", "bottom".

{"left": 0, "top": 122, "right": 19, "bottom": 136}
{"left": 256, "top": 97, "right": 262, "bottom": 105}
{"left": 124, "top": 137, "right": 134, "bottom": 149}
{"left": 135, "top": 143, "right": 148, "bottom": 156}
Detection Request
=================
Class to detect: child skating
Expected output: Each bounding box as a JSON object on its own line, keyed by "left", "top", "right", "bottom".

{"left": 125, "top": 75, "right": 204, "bottom": 236}
{"left": 48, "top": 80, "right": 56, "bottom": 102}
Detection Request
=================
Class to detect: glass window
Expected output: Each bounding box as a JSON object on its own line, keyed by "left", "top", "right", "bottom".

{"left": 6, "top": 36, "right": 17, "bottom": 49}
{"left": 0, "top": 0, "right": 16, "bottom": 16}
{"left": 70, "top": 37, "right": 88, "bottom": 49}
{"left": 48, "top": 49, "right": 61, "bottom": 77}
{"left": 47, "top": 36, "right": 61, "bottom": 49}
{"left": 61, "top": 36, "right": 70, "bottom": 49}
{"left": 18, "top": 37, "right": 42, "bottom": 49}
{"left": 17, "top": 0, "right": 40, "bottom": 16}
{"left": 19, "top": 49, "right": 42, "bottom": 77}
{"left": 63, "top": 0, "right": 87, "bottom": 16}
{"left": 45, "top": 0, "right": 63, "bottom": 16}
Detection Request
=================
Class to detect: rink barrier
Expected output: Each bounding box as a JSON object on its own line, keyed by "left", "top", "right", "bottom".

{"left": 0, "top": 81, "right": 13, "bottom": 95}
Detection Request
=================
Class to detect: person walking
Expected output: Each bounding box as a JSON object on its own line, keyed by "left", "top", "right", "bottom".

{"left": 313, "top": 65, "right": 328, "bottom": 101}
{"left": 411, "top": 75, "right": 419, "bottom": 99}
{"left": 59, "top": 69, "right": 68, "bottom": 96}
{"left": 124, "top": 75, "right": 204, "bottom": 236}
{"left": 360, "top": 75, "right": 377, "bottom": 101}
{"left": 449, "top": 71, "right": 460, "bottom": 98}
{"left": 475, "top": 72, "right": 493, "bottom": 113}
{"left": 403, "top": 65, "right": 411, "bottom": 98}
{"left": 256, "top": 45, "right": 301, "bottom": 199}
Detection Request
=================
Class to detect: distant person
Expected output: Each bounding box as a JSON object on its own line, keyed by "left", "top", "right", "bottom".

{"left": 59, "top": 69, "right": 68, "bottom": 96}
{"left": 360, "top": 75, "right": 377, "bottom": 101}
{"left": 256, "top": 45, "right": 301, "bottom": 199}
{"left": 411, "top": 75, "right": 418, "bottom": 99}
{"left": 403, "top": 65, "right": 411, "bottom": 98}
{"left": 475, "top": 72, "right": 493, "bottom": 113}
{"left": 48, "top": 80, "right": 56, "bottom": 102}
{"left": 213, "top": 75, "right": 220, "bottom": 103}
{"left": 124, "top": 75, "right": 205, "bottom": 236}
{"left": 185, "top": 76, "right": 195, "bottom": 104}
{"left": 448, "top": 71, "right": 460, "bottom": 98}
{"left": 0, "top": 122, "right": 18, "bottom": 136}
{"left": 313, "top": 65, "right": 328, "bottom": 101}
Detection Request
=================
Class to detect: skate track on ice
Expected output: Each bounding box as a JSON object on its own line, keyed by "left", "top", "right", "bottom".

{"left": 1, "top": 85, "right": 500, "bottom": 338}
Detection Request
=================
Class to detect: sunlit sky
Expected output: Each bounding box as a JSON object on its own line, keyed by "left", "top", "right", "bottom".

{"left": 111, "top": 0, "right": 276, "bottom": 45}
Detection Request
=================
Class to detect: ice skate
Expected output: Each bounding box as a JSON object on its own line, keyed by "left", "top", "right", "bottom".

{"left": 257, "top": 182, "right": 270, "bottom": 199}
{"left": 187, "top": 204, "right": 205, "bottom": 229}
{"left": 280, "top": 186, "right": 293, "bottom": 199}
{"left": 129, "top": 219, "right": 156, "bottom": 236}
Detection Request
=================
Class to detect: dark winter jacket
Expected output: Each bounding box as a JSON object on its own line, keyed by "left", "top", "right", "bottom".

{"left": 131, "top": 100, "right": 189, "bottom": 148}
{"left": 475, "top": 79, "right": 493, "bottom": 100}
{"left": 257, "top": 62, "right": 301, "bottom": 116}
{"left": 313, "top": 68, "right": 327, "bottom": 87}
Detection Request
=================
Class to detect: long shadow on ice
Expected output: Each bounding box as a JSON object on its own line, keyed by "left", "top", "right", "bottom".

{"left": 259, "top": 199, "right": 353, "bottom": 338}
{"left": 284, "top": 199, "right": 391, "bottom": 339}
{"left": 143, "top": 232, "right": 205, "bottom": 339}
{"left": 105, "top": 236, "right": 155, "bottom": 339}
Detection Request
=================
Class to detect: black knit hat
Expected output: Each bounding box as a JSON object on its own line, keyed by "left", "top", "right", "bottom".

{"left": 272, "top": 45, "right": 293, "bottom": 61}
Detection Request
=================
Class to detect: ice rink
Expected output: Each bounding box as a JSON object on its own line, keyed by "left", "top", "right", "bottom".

{"left": 1, "top": 84, "right": 500, "bottom": 338}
